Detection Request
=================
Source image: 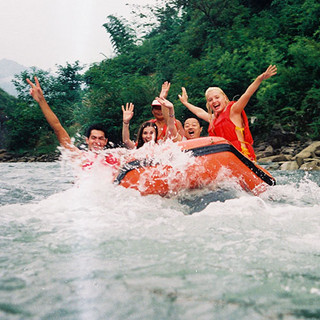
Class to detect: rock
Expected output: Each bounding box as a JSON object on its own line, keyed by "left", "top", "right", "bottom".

{"left": 0, "top": 152, "right": 59, "bottom": 163}
{"left": 268, "top": 124, "right": 296, "bottom": 149}
{"left": 280, "top": 161, "right": 299, "bottom": 170}
{"left": 256, "top": 145, "right": 274, "bottom": 158}
{"left": 257, "top": 155, "right": 279, "bottom": 163}
{"left": 264, "top": 145, "right": 274, "bottom": 155}
{"left": 272, "top": 154, "right": 292, "bottom": 162}
{"left": 0, "top": 152, "right": 13, "bottom": 161}
{"left": 299, "top": 159, "right": 320, "bottom": 171}
{"left": 258, "top": 154, "right": 291, "bottom": 163}
{"left": 264, "top": 162, "right": 281, "bottom": 170}
{"left": 294, "top": 141, "right": 320, "bottom": 167}
{"left": 280, "top": 146, "right": 296, "bottom": 155}
{"left": 254, "top": 142, "right": 271, "bottom": 152}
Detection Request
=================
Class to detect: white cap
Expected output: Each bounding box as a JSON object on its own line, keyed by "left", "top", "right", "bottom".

{"left": 151, "top": 99, "right": 161, "bottom": 107}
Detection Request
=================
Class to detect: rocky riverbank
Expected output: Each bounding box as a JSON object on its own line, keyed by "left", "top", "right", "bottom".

{"left": 0, "top": 149, "right": 59, "bottom": 162}
{"left": 256, "top": 140, "right": 320, "bottom": 171}
{"left": 1, "top": 140, "right": 320, "bottom": 170}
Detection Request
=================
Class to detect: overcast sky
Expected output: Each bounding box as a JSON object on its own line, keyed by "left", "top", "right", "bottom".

{"left": 0, "top": 0, "right": 157, "bottom": 71}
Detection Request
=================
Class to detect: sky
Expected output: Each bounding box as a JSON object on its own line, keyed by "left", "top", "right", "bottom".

{"left": 0, "top": 0, "right": 157, "bottom": 71}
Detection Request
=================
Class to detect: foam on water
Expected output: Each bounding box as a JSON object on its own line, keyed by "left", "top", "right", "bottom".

{"left": 0, "top": 150, "right": 320, "bottom": 319}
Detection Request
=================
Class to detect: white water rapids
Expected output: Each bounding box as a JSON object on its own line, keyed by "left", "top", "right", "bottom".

{"left": 0, "top": 146, "right": 320, "bottom": 319}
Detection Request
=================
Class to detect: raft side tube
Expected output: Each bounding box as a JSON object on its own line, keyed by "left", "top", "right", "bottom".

{"left": 115, "top": 142, "right": 276, "bottom": 187}
{"left": 189, "top": 143, "right": 276, "bottom": 186}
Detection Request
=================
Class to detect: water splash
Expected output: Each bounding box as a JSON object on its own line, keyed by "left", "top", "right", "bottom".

{"left": 1, "top": 162, "right": 320, "bottom": 319}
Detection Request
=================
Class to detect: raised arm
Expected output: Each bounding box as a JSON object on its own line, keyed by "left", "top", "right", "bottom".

{"left": 121, "top": 102, "right": 136, "bottom": 149}
{"left": 178, "top": 87, "right": 211, "bottom": 122}
{"left": 232, "top": 65, "right": 277, "bottom": 114}
{"left": 159, "top": 81, "right": 171, "bottom": 99}
{"left": 27, "top": 76, "right": 74, "bottom": 150}
{"left": 156, "top": 97, "right": 182, "bottom": 142}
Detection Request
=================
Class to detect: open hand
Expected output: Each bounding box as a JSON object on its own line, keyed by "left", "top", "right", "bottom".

{"left": 121, "top": 102, "right": 134, "bottom": 123}
{"left": 178, "top": 87, "right": 188, "bottom": 105}
{"left": 155, "top": 97, "right": 173, "bottom": 110}
{"left": 160, "top": 81, "right": 171, "bottom": 99}
{"left": 260, "top": 65, "right": 277, "bottom": 81}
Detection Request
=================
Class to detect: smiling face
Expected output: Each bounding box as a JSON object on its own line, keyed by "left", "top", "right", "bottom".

{"left": 205, "top": 87, "right": 229, "bottom": 116}
{"left": 85, "top": 129, "right": 108, "bottom": 152}
{"left": 142, "top": 126, "right": 157, "bottom": 143}
{"left": 151, "top": 105, "right": 164, "bottom": 120}
{"left": 184, "top": 118, "right": 202, "bottom": 140}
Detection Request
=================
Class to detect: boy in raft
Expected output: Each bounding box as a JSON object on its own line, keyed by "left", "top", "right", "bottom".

{"left": 26, "top": 76, "right": 119, "bottom": 171}
{"left": 178, "top": 65, "right": 277, "bottom": 161}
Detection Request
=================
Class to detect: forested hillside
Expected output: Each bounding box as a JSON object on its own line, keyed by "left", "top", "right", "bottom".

{"left": 5, "top": 0, "right": 320, "bottom": 154}
{"left": 0, "top": 88, "right": 16, "bottom": 148}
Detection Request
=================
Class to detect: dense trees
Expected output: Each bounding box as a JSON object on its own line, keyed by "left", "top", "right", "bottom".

{"left": 0, "top": 88, "right": 16, "bottom": 148}
{"left": 6, "top": 63, "right": 84, "bottom": 153}
{"left": 86, "top": 0, "right": 319, "bottom": 143}
{"left": 3, "top": 0, "right": 320, "bottom": 154}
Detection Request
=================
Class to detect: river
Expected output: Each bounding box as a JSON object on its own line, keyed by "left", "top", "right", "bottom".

{"left": 0, "top": 161, "right": 320, "bottom": 320}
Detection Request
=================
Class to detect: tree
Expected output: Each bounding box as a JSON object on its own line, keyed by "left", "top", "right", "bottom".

{"left": 103, "top": 15, "right": 137, "bottom": 55}
{"left": 0, "top": 88, "right": 17, "bottom": 148}
{"left": 7, "top": 63, "right": 85, "bottom": 153}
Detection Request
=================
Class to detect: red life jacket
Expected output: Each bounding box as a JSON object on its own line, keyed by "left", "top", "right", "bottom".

{"left": 208, "top": 101, "right": 256, "bottom": 161}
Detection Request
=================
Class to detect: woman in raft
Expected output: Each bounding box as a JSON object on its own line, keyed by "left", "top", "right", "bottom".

{"left": 122, "top": 97, "right": 181, "bottom": 149}
{"left": 178, "top": 65, "right": 277, "bottom": 161}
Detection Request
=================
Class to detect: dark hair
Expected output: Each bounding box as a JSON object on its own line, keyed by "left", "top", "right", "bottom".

{"left": 136, "top": 121, "right": 158, "bottom": 149}
{"left": 183, "top": 117, "right": 201, "bottom": 127}
{"left": 85, "top": 123, "right": 108, "bottom": 138}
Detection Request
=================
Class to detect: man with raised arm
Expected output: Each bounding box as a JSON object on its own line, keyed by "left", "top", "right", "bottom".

{"left": 26, "top": 76, "right": 119, "bottom": 170}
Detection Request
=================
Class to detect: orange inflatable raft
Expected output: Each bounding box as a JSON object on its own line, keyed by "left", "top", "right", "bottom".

{"left": 114, "top": 137, "right": 276, "bottom": 196}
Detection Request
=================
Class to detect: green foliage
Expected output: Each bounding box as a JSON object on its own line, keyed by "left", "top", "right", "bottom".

{"left": 103, "top": 15, "right": 137, "bottom": 55}
{"left": 83, "top": 58, "right": 162, "bottom": 144}
{"left": 86, "top": 0, "right": 320, "bottom": 142}
{"left": 0, "top": 88, "right": 17, "bottom": 148}
{"left": 0, "top": 87, "right": 17, "bottom": 108}
{"left": 5, "top": 0, "right": 320, "bottom": 154}
{"left": 6, "top": 62, "right": 85, "bottom": 152}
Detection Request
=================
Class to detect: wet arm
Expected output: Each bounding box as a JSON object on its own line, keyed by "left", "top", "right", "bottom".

{"left": 175, "top": 119, "right": 185, "bottom": 138}
{"left": 27, "top": 77, "right": 73, "bottom": 150}
{"left": 156, "top": 97, "right": 182, "bottom": 142}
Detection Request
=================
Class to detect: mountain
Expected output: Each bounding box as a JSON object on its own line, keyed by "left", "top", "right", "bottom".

{"left": 0, "top": 59, "right": 29, "bottom": 96}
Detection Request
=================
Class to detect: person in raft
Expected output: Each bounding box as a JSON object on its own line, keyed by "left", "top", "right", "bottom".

{"left": 178, "top": 65, "right": 277, "bottom": 160}
{"left": 149, "top": 81, "right": 184, "bottom": 141}
{"left": 26, "top": 76, "right": 119, "bottom": 170}
{"left": 183, "top": 118, "right": 203, "bottom": 140}
{"left": 122, "top": 102, "right": 158, "bottom": 149}
{"left": 122, "top": 97, "right": 181, "bottom": 149}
